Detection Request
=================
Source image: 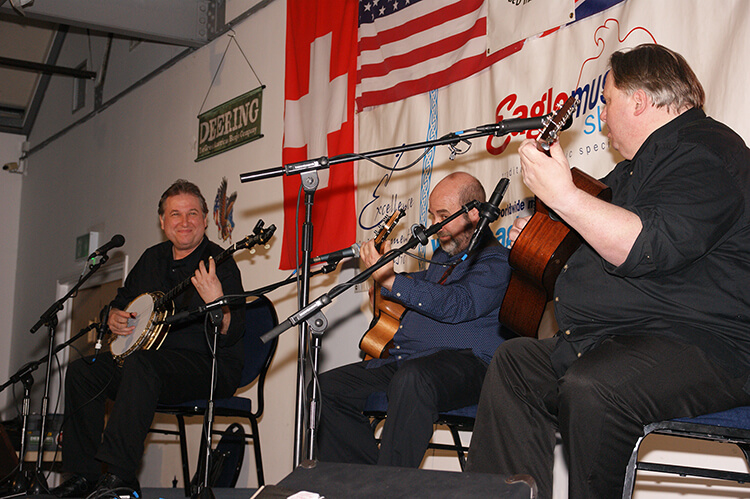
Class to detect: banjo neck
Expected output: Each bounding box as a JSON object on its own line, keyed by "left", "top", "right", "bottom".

{"left": 154, "top": 238, "right": 246, "bottom": 310}
{"left": 109, "top": 220, "right": 277, "bottom": 365}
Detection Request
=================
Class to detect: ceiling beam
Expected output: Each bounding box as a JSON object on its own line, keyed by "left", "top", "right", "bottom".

{"left": 0, "top": 56, "right": 96, "bottom": 79}
{"left": 0, "top": 26, "right": 67, "bottom": 135}
{"left": 0, "top": 0, "right": 225, "bottom": 47}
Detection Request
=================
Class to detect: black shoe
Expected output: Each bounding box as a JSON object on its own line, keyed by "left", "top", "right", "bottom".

{"left": 50, "top": 474, "right": 95, "bottom": 498}
{"left": 90, "top": 473, "right": 141, "bottom": 498}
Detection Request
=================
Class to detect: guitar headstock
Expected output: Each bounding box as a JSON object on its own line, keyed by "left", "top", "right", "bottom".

{"left": 536, "top": 95, "right": 580, "bottom": 155}
{"left": 373, "top": 208, "right": 406, "bottom": 253}
{"left": 234, "top": 219, "right": 277, "bottom": 254}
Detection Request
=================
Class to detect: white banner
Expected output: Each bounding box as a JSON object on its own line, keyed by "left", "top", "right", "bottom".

{"left": 488, "top": 0, "right": 575, "bottom": 54}
{"left": 357, "top": 0, "right": 750, "bottom": 278}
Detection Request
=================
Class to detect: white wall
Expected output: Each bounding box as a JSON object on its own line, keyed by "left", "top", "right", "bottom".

{"left": 0, "top": 132, "right": 24, "bottom": 419}
{"left": 8, "top": 0, "right": 299, "bottom": 488}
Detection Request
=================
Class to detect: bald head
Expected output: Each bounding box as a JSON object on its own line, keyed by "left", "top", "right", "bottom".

{"left": 428, "top": 172, "right": 485, "bottom": 255}
{"left": 433, "top": 172, "right": 486, "bottom": 206}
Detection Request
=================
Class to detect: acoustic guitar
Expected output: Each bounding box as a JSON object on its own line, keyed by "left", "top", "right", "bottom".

{"left": 108, "top": 220, "right": 276, "bottom": 365}
{"left": 359, "top": 209, "right": 407, "bottom": 359}
{"left": 498, "top": 95, "right": 612, "bottom": 338}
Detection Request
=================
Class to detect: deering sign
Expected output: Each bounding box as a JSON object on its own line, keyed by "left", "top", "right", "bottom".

{"left": 196, "top": 86, "right": 264, "bottom": 162}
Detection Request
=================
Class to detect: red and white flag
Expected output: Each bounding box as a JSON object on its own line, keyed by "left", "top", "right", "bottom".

{"left": 280, "top": 0, "right": 359, "bottom": 270}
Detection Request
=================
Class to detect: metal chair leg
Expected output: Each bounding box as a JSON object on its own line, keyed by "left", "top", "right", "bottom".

{"left": 175, "top": 415, "right": 191, "bottom": 496}
{"left": 446, "top": 424, "right": 467, "bottom": 471}
{"left": 248, "top": 416, "right": 265, "bottom": 486}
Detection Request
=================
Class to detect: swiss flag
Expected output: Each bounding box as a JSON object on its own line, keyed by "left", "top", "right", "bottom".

{"left": 280, "top": 0, "right": 358, "bottom": 270}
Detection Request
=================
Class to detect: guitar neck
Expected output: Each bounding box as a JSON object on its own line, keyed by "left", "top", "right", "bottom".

{"left": 536, "top": 140, "right": 552, "bottom": 157}
{"left": 535, "top": 95, "right": 579, "bottom": 158}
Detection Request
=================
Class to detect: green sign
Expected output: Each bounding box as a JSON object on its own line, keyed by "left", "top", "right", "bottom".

{"left": 75, "top": 234, "right": 91, "bottom": 260}
{"left": 196, "top": 85, "right": 264, "bottom": 162}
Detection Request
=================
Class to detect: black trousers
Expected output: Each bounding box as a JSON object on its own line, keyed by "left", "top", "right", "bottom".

{"left": 61, "top": 348, "right": 238, "bottom": 481}
{"left": 316, "top": 349, "right": 487, "bottom": 468}
{"left": 466, "top": 335, "right": 750, "bottom": 499}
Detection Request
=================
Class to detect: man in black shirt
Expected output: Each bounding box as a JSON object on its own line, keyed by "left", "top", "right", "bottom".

{"left": 52, "top": 180, "right": 245, "bottom": 497}
{"left": 466, "top": 44, "right": 750, "bottom": 498}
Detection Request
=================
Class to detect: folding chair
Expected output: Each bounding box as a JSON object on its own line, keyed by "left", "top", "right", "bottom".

{"left": 622, "top": 406, "right": 750, "bottom": 498}
{"left": 149, "top": 296, "right": 278, "bottom": 495}
{"left": 363, "top": 391, "right": 477, "bottom": 470}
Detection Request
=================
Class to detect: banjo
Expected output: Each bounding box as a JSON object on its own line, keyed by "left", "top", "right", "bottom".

{"left": 109, "top": 220, "right": 276, "bottom": 365}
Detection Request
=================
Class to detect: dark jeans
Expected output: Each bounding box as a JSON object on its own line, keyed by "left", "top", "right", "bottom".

{"left": 316, "top": 349, "right": 487, "bottom": 468}
{"left": 466, "top": 335, "right": 750, "bottom": 499}
{"left": 62, "top": 348, "right": 239, "bottom": 480}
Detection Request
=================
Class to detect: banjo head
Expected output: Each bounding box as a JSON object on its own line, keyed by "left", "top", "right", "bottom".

{"left": 109, "top": 293, "right": 159, "bottom": 358}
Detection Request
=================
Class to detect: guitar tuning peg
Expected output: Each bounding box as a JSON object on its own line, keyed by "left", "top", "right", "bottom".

{"left": 250, "top": 248, "right": 256, "bottom": 254}
{"left": 264, "top": 244, "right": 271, "bottom": 249}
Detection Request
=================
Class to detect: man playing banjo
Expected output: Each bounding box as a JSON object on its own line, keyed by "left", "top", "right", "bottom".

{"left": 52, "top": 180, "right": 245, "bottom": 498}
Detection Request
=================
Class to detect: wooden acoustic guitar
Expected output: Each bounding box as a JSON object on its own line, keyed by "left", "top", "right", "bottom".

{"left": 498, "top": 95, "right": 612, "bottom": 338}
{"left": 108, "top": 220, "right": 276, "bottom": 365}
{"left": 359, "top": 209, "right": 407, "bottom": 359}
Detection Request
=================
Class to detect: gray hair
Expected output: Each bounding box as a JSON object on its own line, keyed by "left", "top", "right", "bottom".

{"left": 609, "top": 44, "right": 705, "bottom": 113}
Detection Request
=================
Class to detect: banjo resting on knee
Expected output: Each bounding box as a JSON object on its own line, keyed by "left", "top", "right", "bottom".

{"left": 108, "top": 220, "right": 275, "bottom": 365}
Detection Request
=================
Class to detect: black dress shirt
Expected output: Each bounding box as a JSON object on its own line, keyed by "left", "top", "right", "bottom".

{"left": 553, "top": 108, "right": 750, "bottom": 381}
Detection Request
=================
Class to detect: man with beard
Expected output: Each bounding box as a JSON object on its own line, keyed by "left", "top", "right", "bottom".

{"left": 315, "top": 171, "right": 512, "bottom": 467}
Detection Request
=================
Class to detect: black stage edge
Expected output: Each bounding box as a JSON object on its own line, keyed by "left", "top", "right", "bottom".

{"left": 19, "top": 465, "right": 533, "bottom": 499}
{"left": 141, "top": 489, "right": 258, "bottom": 499}
{"left": 270, "top": 461, "right": 535, "bottom": 498}
{"left": 16, "top": 489, "right": 257, "bottom": 499}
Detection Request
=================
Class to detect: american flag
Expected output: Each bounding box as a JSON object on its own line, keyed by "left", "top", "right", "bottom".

{"left": 356, "top": 0, "right": 626, "bottom": 111}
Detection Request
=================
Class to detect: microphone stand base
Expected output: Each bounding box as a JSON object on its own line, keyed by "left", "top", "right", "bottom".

{"left": 8, "top": 470, "right": 30, "bottom": 496}
{"left": 192, "top": 486, "right": 215, "bottom": 499}
{"left": 26, "top": 471, "right": 51, "bottom": 497}
{"left": 299, "top": 459, "right": 317, "bottom": 470}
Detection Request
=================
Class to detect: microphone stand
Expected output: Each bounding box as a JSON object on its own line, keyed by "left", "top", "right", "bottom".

{"left": 239, "top": 114, "right": 552, "bottom": 185}
{"left": 193, "top": 308, "right": 223, "bottom": 499}
{"left": 0, "top": 322, "right": 100, "bottom": 495}
{"left": 20, "top": 254, "right": 111, "bottom": 496}
{"left": 239, "top": 116, "right": 536, "bottom": 466}
{"left": 155, "top": 260, "right": 345, "bottom": 493}
{"left": 240, "top": 164, "right": 328, "bottom": 468}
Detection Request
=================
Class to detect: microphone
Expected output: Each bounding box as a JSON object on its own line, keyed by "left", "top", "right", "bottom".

{"left": 157, "top": 297, "right": 233, "bottom": 326}
{"left": 464, "top": 178, "right": 510, "bottom": 257}
{"left": 260, "top": 294, "right": 332, "bottom": 344}
{"left": 476, "top": 113, "right": 574, "bottom": 136}
{"left": 93, "top": 305, "right": 111, "bottom": 360}
{"left": 311, "top": 243, "right": 361, "bottom": 263}
{"left": 88, "top": 234, "right": 125, "bottom": 260}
